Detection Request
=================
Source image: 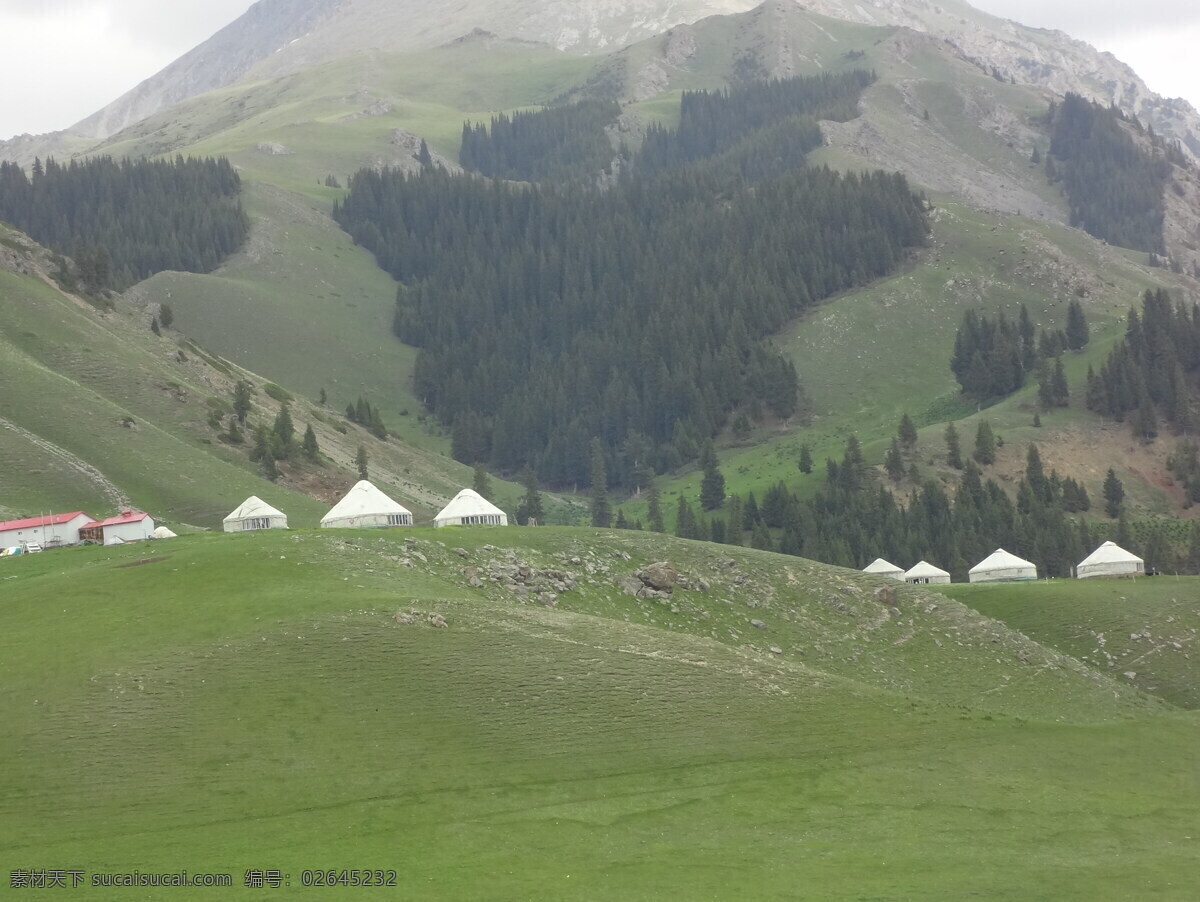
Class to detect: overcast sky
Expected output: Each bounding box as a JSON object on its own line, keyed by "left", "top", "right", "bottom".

{"left": 1, "top": 1, "right": 1197, "bottom": 139}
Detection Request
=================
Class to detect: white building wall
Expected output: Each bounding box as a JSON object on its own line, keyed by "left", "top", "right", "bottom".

{"left": 1077, "top": 561, "right": 1144, "bottom": 579}
{"left": 224, "top": 515, "right": 288, "bottom": 533}
{"left": 102, "top": 518, "right": 156, "bottom": 545}
{"left": 0, "top": 514, "right": 92, "bottom": 548}
{"left": 322, "top": 513, "right": 412, "bottom": 529}
{"left": 906, "top": 573, "right": 951, "bottom": 585}
{"left": 969, "top": 566, "right": 1037, "bottom": 583}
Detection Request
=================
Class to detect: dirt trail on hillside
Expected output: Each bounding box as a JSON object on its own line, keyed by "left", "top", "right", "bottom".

{"left": 0, "top": 416, "right": 131, "bottom": 511}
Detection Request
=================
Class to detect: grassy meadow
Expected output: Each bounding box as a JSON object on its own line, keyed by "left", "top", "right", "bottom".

{"left": 1, "top": 529, "right": 1197, "bottom": 898}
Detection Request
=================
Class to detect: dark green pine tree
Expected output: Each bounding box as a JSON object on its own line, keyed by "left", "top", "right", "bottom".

{"left": 1135, "top": 388, "right": 1158, "bottom": 441}
{"left": 1103, "top": 468, "right": 1124, "bottom": 518}
{"left": 272, "top": 403, "right": 295, "bottom": 455}
{"left": 159, "top": 304, "right": 174, "bottom": 329}
{"left": 232, "top": 380, "right": 252, "bottom": 424}
{"left": 750, "top": 521, "right": 774, "bottom": 551}
{"left": 798, "top": 444, "right": 813, "bottom": 474}
{"left": 302, "top": 424, "right": 319, "bottom": 461}
{"left": 1065, "top": 300, "right": 1089, "bottom": 351}
{"left": 1037, "top": 358, "right": 1056, "bottom": 409}
{"left": 589, "top": 438, "right": 611, "bottom": 528}
{"left": 356, "top": 445, "right": 369, "bottom": 481}
{"left": 973, "top": 420, "right": 996, "bottom": 465}
{"left": 517, "top": 466, "right": 545, "bottom": 525}
{"left": 725, "top": 494, "right": 744, "bottom": 545}
{"left": 898, "top": 413, "right": 918, "bottom": 450}
{"left": 1115, "top": 510, "right": 1132, "bottom": 548}
{"left": 944, "top": 421, "right": 963, "bottom": 469}
{"left": 417, "top": 139, "right": 434, "bottom": 170}
{"left": 647, "top": 480, "right": 665, "bottom": 533}
{"left": 1052, "top": 357, "right": 1070, "bottom": 406}
{"left": 675, "top": 495, "right": 698, "bottom": 539}
{"left": 1085, "top": 365, "right": 1104, "bottom": 412}
{"left": 615, "top": 508, "right": 630, "bottom": 529}
{"left": 1187, "top": 521, "right": 1200, "bottom": 574}
{"left": 472, "top": 462, "right": 493, "bottom": 501}
{"left": 1018, "top": 304, "right": 1037, "bottom": 373}
{"left": 699, "top": 441, "right": 726, "bottom": 511}
{"left": 884, "top": 438, "right": 905, "bottom": 482}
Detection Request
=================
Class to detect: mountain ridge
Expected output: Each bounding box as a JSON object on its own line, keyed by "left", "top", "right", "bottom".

{"left": 3, "top": 0, "right": 1195, "bottom": 159}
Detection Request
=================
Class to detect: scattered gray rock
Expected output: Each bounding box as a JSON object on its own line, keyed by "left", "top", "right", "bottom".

{"left": 393, "top": 611, "right": 416, "bottom": 625}
{"left": 452, "top": 547, "right": 469, "bottom": 558}
{"left": 619, "top": 576, "right": 644, "bottom": 597}
{"left": 750, "top": 619, "right": 767, "bottom": 630}
{"left": 637, "top": 561, "right": 678, "bottom": 592}
{"left": 538, "top": 592, "right": 558, "bottom": 607}
{"left": 255, "top": 141, "right": 291, "bottom": 155}
{"left": 769, "top": 646, "right": 783, "bottom": 655}
{"left": 463, "top": 567, "right": 483, "bottom": 589}
{"left": 873, "top": 585, "right": 897, "bottom": 606}
{"left": 428, "top": 613, "right": 447, "bottom": 628}
{"left": 1123, "top": 671, "right": 1137, "bottom": 680}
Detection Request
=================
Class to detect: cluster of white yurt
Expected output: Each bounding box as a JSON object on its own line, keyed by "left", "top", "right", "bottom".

{"left": 862, "top": 558, "right": 950, "bottom": 583}
{"left": 321, "top": 480, "right": 412, "bottom": 529}
{"left": 1076, "top": 541, "right": 1144, "bottom": 579}
{"left": 433, "top": 489, "right": 507, "bottom": 527}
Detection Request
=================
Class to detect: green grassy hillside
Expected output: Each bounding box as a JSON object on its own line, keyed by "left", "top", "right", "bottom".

{"left": 0, "top": 241, "right": 323, "bottom": 528}
{"left": 6, "top": 1, "right": 1197, "bottom": 532}
{"left": 0, "top": 225, "right": 505, "bottom": 528}
{"left": 1, "top": 530, "right": 1196, "bottom": 898}
{"left": 939, "top": 578, "right": 1200, "bottom": 709}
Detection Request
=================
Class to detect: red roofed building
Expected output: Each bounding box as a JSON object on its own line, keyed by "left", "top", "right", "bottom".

{"left": 79, "top": 510, "right": 156, "bottom": 546}
{"left": 0, "top": 511, "right": 94, "bottom": 549}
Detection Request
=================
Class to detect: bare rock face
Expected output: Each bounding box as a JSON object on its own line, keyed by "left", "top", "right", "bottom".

{"left": 637, "top": 562, "right": 678, "bottom": 592}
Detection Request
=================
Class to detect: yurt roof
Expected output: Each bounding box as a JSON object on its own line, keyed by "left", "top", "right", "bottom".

{"left": 1078, "top": 541, "right": 1143, "bottom": 567}
{"left": 863, "top": 558, "right": 904, "bottom": 574}
{"left": 322, "top": 480, "right": 411, "bottom": 524}
{"left": 224, "top": 496, "right": 286, "bottom": 522}
{"left": 905, "top": 560, "right": 950, "bottom": 579}
{"left": 436, "top": 488, "right": 506, "bottom": 520}
{"left": 969, "top": 548, "right": 1036, "bottom": 574}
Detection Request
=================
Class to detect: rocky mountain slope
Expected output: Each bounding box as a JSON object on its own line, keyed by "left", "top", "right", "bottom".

{"left": 16, "top": 0, "right": 1196, "bottom": 155}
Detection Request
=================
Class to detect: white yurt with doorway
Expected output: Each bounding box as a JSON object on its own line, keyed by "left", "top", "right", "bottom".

{"left": 1076, "top": 541, "right": 1144, "bottom": 579}
{"left": 434, "top": 489, "right": 507, "bottom": 527}
{"left": 904, "top": 560, "right": 951, "bottom": 585}
{"left": 863, "top": 558, "right": 905, "bottom": 580}
{"left": 969, "top": 548, "right": 1037, "bottom": 583}
{"left": 223, "top": 497, "right": 288, "bottom": 532}
{"left": 321, "top": 480, "right": 413, "bottom": 529}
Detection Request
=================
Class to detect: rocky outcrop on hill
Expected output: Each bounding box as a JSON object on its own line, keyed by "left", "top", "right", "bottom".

{"left": 70, "top": 0, "right": 340, "bottom": 140}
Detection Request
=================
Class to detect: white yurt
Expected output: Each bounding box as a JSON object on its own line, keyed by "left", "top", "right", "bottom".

{"left": 904, "top": 560, "right": 951, "bottom": 585}
{"left": 968, "top": 548, "right": 1037, "bottom": 583}
{"left": 434, "top": 489, "right": 507, "bottom": 527}
{"left": 223, "top": 496, "right": 288, "bottom": 533}
{"left": 863, "top": 558, "right": 905, "bottom": 580}
{"left": 1076, "top": 541, "right": 1144, "bottom": 579}
{"left": 152, "top": 526, "right": 178, "bottom": 539}
{"left": 321, "top": 480, "right": 413, "bottom": 529}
